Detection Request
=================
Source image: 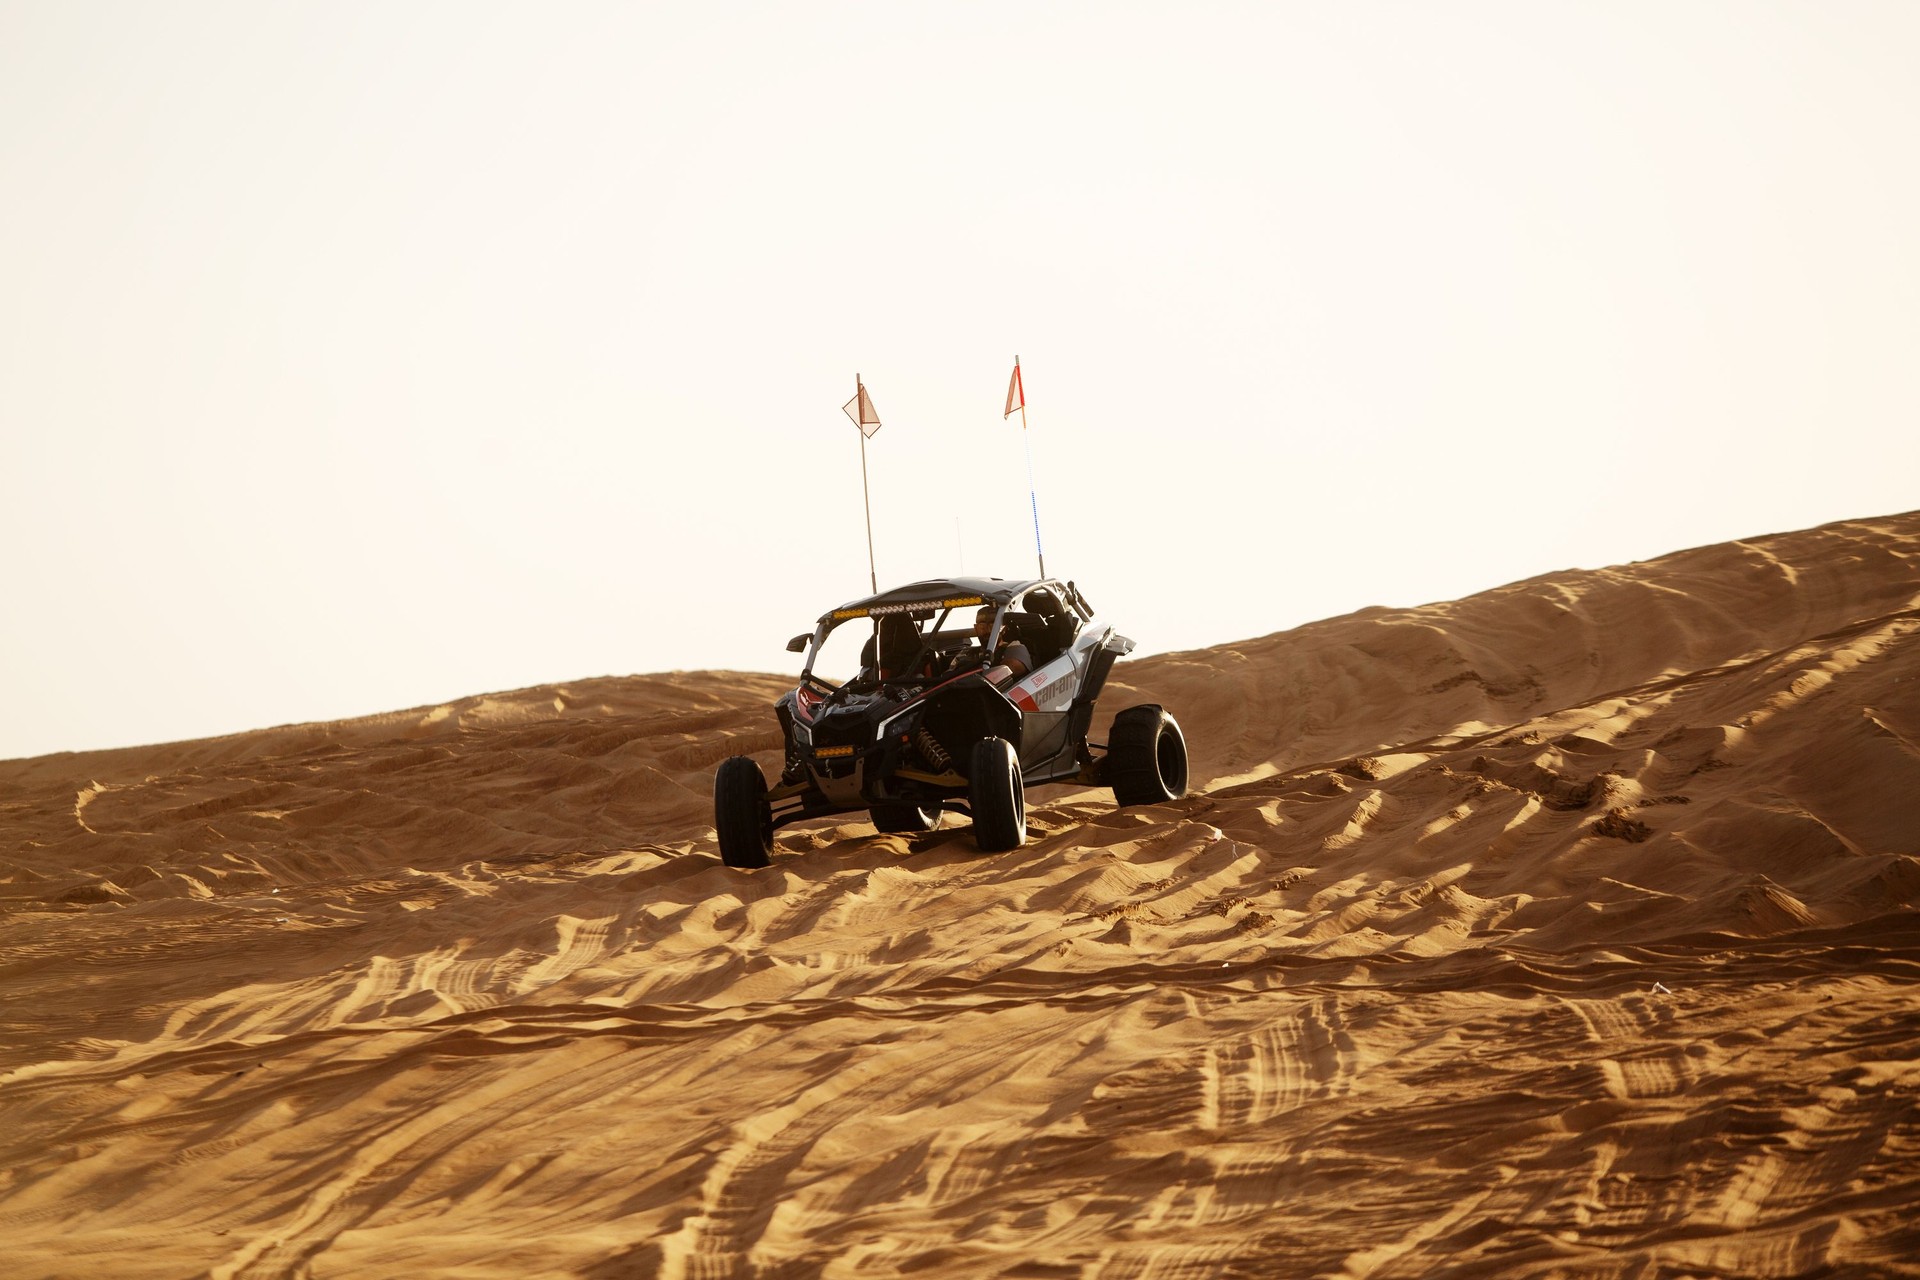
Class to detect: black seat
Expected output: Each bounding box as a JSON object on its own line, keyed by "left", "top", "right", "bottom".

{"left": 1009, "top": 601, "right": 1072, "bottom": 668}
{"left": 998, "top": 610, "right": 1059, "bottom": 671}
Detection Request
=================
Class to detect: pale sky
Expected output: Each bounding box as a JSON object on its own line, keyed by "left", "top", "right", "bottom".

{"left": 4, "top": 1, "right": 1916, "bottom": 762}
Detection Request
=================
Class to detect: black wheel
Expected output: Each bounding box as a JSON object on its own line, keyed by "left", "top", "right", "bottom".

{"left": 1108, "top": 705, "right": 1189, "bottom": 807}
{"left": 714, "top": 756, "right": 773, "bottom": 868}
{"left": 968, "top": 737, "right": 1026, "bottom": 852}
{"left": 871, "top": 802, "right": 942, "bottom": 834}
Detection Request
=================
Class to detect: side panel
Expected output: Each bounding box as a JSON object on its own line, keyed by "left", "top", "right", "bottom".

{"left": 1005, "top": 651, "right": 1081, "bottom": 715}
{"left": 1018, "top": 711, "right": 1070, "bottom": 772}
{"left": 1008, "top": 622, "right": 1111, "bottom": 778}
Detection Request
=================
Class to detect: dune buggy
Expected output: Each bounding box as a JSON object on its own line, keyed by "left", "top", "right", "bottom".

{"left": 713, "top": 576, "right": 1188, "bottom": 867}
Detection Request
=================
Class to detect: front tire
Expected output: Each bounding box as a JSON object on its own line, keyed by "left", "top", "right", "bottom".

{"left": 871, "top": 801, "right": 942, "bottom": 834}
{"left": 1108, "top": 705, "right": 1189, "bottom": 806}
{"left": 714, "top": 756, "right": 773, "bottom": 868}
{"left": 968, "top": 737, "right": 1026, "bottom": 852}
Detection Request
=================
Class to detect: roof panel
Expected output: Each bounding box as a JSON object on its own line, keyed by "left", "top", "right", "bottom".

{"left": 817, "top": 576, "right": 1050, "bottom": 624}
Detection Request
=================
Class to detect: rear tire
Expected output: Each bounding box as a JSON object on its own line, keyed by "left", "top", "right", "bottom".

{"left": 871, "top": 801, "right": 942, "bottom": 834}
{"left": 1108, "top": 705, "right": 1189, "bottom": 807}
{"left": 968, "top": 737, "right": 1026, "bottom": 852}
{"left": 714, "top": 756, "right": 773, "bottom": 868}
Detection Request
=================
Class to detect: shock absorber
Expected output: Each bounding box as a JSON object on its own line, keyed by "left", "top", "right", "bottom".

{"left": 915, "top": 727, "right": 952, "bottom": 772}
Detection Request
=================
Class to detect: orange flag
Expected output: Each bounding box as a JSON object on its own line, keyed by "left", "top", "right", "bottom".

{"left": 1004, "top": 360, "right": 1025, "bottom": 419}
{"left": 843, "top": 380, "right": 881, "bottom": 438}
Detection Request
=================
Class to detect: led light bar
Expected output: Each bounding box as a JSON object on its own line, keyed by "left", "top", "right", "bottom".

{"left": 831, "top": 595, "right": 986, "bottom": 621}
{"left": 813, "top": 745, "right": 854, "bottom": 758}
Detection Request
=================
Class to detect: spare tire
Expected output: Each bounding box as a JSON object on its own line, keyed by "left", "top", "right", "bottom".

{"left": 1108, "top": 705, "right": 1189, "bottom": 807}
{"left": 967, "top": 737, "right": 1026, "bottom": 852}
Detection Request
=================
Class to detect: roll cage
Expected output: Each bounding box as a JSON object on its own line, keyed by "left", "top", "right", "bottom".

{"left": 793, "top": 577, "right": 1094, "bottom": 699}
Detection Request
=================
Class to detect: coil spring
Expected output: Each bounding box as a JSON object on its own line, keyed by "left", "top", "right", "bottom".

{"left": 915, "top": 727, "right": 952, "bottom": 771}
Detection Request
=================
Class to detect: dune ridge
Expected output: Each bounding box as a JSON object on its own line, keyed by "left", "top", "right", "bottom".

{"left": 2, "top": 511, "right": 1918, "bottom": 1277}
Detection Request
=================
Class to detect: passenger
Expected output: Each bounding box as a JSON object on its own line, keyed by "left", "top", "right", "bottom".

{"left": 971, "top": 606, "right": 1031, "bottom": 685}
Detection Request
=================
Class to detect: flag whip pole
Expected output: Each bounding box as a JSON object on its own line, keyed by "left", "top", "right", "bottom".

{"left": 1014, "top": 355, "right": 1046, "bottom": 580}
{"left": 857, "top": 373, "right": 878, "bottom": 592}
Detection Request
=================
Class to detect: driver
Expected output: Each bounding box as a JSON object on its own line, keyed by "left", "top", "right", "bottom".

{"left": 970, "top": 605, "right": 1031, "bottom": 686}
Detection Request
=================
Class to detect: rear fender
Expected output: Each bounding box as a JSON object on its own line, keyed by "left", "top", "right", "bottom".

{"left": 1065, "top": 629, "right": 1134, "bottom": 747}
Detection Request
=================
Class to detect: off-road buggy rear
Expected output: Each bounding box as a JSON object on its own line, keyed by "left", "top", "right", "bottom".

{"left": 714, "top": 576, "right": 1188, "bottom": 867}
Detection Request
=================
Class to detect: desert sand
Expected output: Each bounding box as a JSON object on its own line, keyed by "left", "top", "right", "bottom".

{"left": 4, "top": 511, "right": 1919, "bottom": 1278}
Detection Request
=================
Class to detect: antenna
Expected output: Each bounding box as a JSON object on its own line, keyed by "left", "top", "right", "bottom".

{"left": 860, "top": 379, "right": 876, "bottom": 591}
{"left": 1011, "top": 355, "right": 1045, "bottom": 579}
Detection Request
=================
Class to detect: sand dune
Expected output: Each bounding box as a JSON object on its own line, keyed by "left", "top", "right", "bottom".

{"left": 4, "top": 512, "right": 1919, "bottom": 1278}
